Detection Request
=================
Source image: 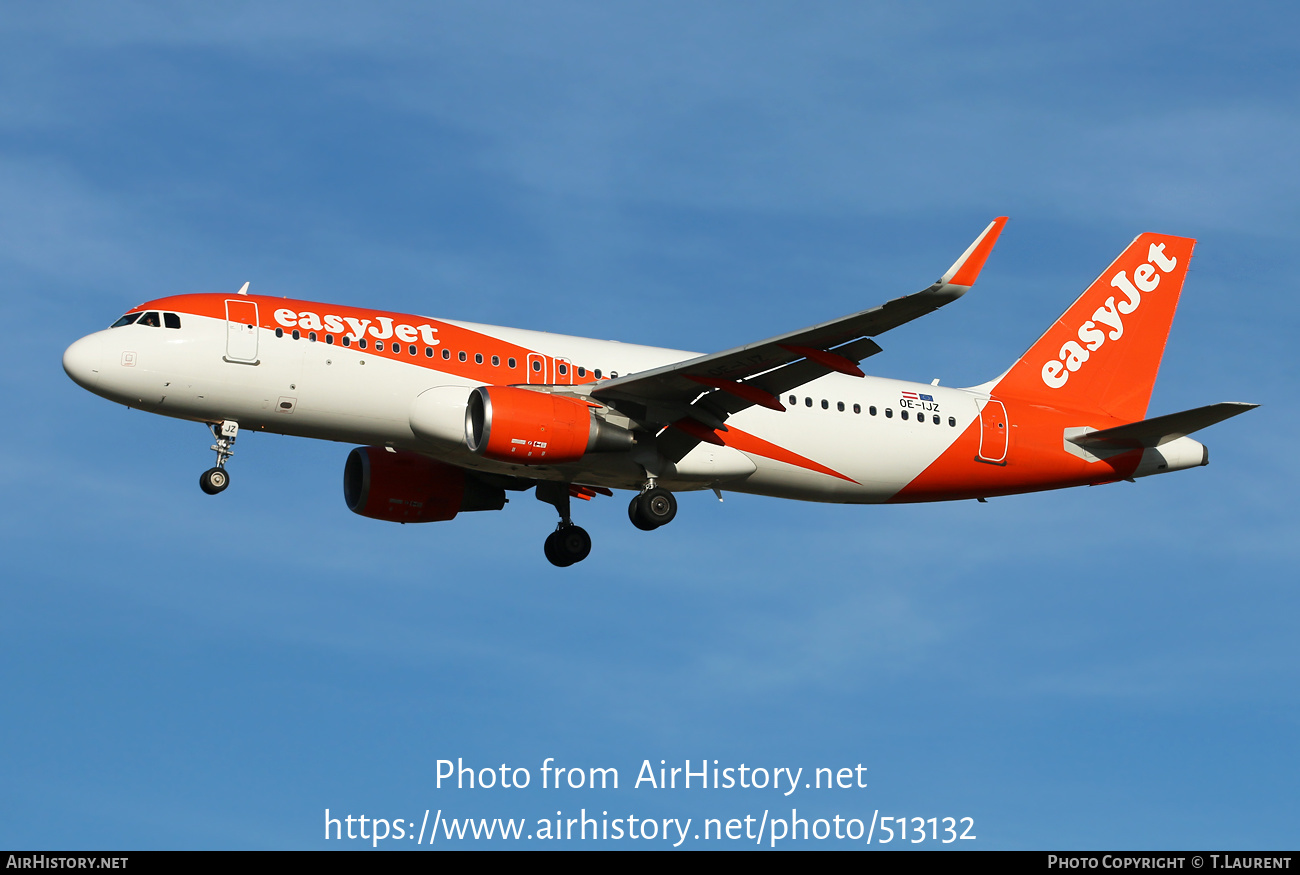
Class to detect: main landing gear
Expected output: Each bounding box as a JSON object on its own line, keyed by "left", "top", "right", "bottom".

{"left": 544, "top": 525, "right": 592, "bottom": 568}
{"left": 536, "top": 482, "right": 592, "bottom": 568}
{"left": 628, "top": 485, "right": 677, "bottom": 531}
{"left": 199, "top": 421, "right": 238, "bottom": 495}
{"left": 534, "top": 480, "right": 679, "bottom": 567}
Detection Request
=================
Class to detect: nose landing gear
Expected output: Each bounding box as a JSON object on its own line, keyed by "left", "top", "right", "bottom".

{"left": 199, "top": 421, "right": 238, "bottom": 495}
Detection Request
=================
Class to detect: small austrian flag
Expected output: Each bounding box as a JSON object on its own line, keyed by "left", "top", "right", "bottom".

{"left": 901, "top": 391, "right": 919, "bottom": 399}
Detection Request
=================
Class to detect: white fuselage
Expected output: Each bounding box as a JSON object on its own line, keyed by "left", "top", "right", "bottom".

{"left": 65, "top": 309, "right": 987, "bottom": 503}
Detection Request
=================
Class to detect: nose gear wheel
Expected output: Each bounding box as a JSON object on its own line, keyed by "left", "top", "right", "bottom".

{"left": 199, "top": 467, "right": 229, "bottom": 494}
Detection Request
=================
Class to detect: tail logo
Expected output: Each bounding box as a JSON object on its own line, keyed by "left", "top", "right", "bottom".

{"left": 1041, "top": 242, "right": 1179, "bottom": 389}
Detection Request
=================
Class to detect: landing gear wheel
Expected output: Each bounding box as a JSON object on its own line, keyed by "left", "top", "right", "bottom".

{"left": 631, "top": 487, "right": 676, "bottom": 529}
{"left": 629, "top": 496, "right": 659, "bottom": 531}
{"left": 199, "top": 467, "right": 229, "bottom": 495}
{"left": 543, "top": 531, "right": 570, "bottom": 567}
{"left": 544, "top": 525, "right": 592, "bottom": 567}
{"left": 557, "top": 525, "right": 591, "bottom": 564}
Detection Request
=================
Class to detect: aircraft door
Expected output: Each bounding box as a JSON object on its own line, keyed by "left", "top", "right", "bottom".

{"left": 224, "top": 299, "right": 260, "bottom": 363}
{"left": 526, "top": 353, "right": 548, "bottom": 385}
{"left": 976, "top": 398, "right": 1008, "bottom": 464}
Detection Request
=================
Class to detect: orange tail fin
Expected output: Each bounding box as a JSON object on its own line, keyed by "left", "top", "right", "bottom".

{"left": 991, "top": 233, "right": 1196, "bottom": 423}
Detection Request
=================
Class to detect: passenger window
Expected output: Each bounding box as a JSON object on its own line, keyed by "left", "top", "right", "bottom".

{"left": 375, "top": 340, "right": 384, "bottom": 351}
{"left": 933, "top": 414, "right": 940, "bottom": 425}
{"left": 309, "top": 332, "right": 317, "bottom": 342}
{"left": 594, "top": 369, "right": 602, "bottom": 378}
{"left": 853, "top": 403, "right": 861, "bottom": 414}
{"left": 492, "top": 355, "right": 500, "bottom": 366}
{"left": 425, "top": 347, "right": 433, "bottom": 357}
{"left": 358, "top": 338, "right": 367, "bottom": 349}
{"left": 870, "top": 406, "right": 877, "bottom": 416}
{"left": 901, "top": 410, "right": 909, "bottom": 420}
{"left": 139, "top": 311, "right": 161, "bottom": 327}
{"left": 342, "top": 336, "right": 351, "bottom": 347}
{"left": 475, "top": 353, "right": 483, "bottom": 364}
{"left": 837, "top": 401, "right": 845, "bottom": 412}
{"left": 558, "top": 363, "right": 568, "bottom": 375}
{"left": 275, "top": 328, "right": 284, "bottom": 338}
{"left": 442, "top": 349, "right": 450, "bottom": 360}
{"left": 805, "top": 397, "right": 812, "bottom": 407}
{"left": 789, "top": 395, "right": 797, "bottom": 406}
{"left": 460, "top": 351, "right": 468, "bottom": 362}
{"left": 326, "top": 334, "right": 334, "bottom": 345}
{"left": 885, "top": 408, "right": 893, "bottom": 418}
{"left": 292, "top": 329, "right": 301, "bottom": 340}
{"left": 164, "top": 312, "right": 181, "bottom": 329}
{"left": 508, "top": 357, "right": 517, "bottom": 368}
{"left": 110, "top": 313, "right": 141, "bottom": 328}
{"left": 949, "top": 416, "right": 956, "bottom": 427}
{"left": 576, "top": 366, "right": 585, "bottom": 377}
{"left": 532, "top": 360, "right": 541, "bottom": 372}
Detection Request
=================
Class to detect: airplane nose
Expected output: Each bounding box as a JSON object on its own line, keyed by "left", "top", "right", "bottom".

{"left": 63, "top": 334, "right": 103, "bottom": 389}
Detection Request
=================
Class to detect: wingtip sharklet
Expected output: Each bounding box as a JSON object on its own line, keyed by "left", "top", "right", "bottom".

{"left": 941, "top": 216, "right": 1008, "bottom": 287}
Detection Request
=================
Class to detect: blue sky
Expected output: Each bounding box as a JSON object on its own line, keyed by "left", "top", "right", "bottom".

{"left": 2, "top": 2, "right": 1296, "bottom": 849}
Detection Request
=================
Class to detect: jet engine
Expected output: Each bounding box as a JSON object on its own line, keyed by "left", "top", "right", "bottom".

{"left": 466, "top": 385, "right": 634, "bottom": 465}
{"left": 343, "top": 446, "right": 505, "bottom": 523}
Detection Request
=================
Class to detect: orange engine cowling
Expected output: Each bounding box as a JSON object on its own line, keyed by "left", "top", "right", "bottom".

{"left": 343, "top": 446, "right": 505, "bottom": 523}
{"left": 465, "top": 385, "right": 633, "bottom": 465}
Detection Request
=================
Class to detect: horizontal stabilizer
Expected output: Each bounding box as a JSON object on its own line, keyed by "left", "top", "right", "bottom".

{"left": 1068, "top": 402, "right": 1258, "bottom": 449}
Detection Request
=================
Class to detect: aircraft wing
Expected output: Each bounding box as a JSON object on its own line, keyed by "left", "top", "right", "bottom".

{"left": 589, "top": 218, "right": 1007, "bottom": 456}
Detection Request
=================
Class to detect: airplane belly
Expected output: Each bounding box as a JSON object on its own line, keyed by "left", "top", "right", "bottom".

{"left": 665, "top": 443, "right": 757, "bottom": 483}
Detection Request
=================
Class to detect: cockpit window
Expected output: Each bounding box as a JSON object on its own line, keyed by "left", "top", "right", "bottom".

{"left": 164, "top": 312, "right": 181, "bottom": 329}
{"left": 110, "top": 313, "right": 141, "bottom": 328}
{"left": 138, "top": 311, "right": 161, "bottom": 327}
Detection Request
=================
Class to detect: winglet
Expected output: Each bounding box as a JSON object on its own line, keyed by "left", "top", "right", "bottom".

{"left": 941, "top": 217, "right": 1008, "bottom": 287}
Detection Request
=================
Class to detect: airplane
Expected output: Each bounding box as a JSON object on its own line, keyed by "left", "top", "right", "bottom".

{"left": 62, "top": 218, "right": 1256, "bottom": 567}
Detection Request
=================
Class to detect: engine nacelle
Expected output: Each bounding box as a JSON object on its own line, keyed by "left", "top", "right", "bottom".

{"left": 343, "top": 446, "right": 505, "bottom": 523}
{"left": 408, "top": 386, "right": 473, "bottom": 447}
{"left": 465, "top": 385, "right": 633, "bottom": 465}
